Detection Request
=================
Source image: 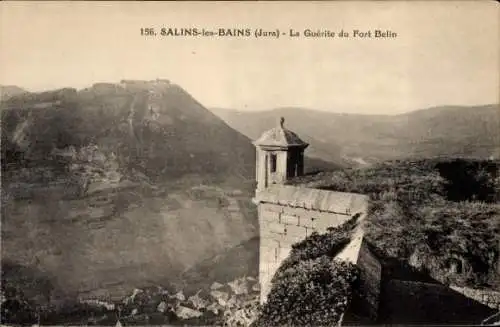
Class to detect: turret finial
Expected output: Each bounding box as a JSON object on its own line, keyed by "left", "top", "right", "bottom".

{"left": 279, "top": 117, "right": 285, "bottom": 128}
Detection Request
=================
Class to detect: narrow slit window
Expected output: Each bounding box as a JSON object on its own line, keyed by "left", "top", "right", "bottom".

{"left": 270, "top": 153, "right": 277, "bottom": 173}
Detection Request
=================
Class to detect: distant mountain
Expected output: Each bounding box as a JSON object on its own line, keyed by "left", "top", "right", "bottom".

{"left": 0, "top": 85, "right": 28, "bottom": 101}
{"left": 2, "top": 81, "right": 255, "bottom": 180}
{"left": 0, "top": 80, "right": 259, "bottom": 312}
{"left": 211, "top": 104, "right": 500, "bottom": 165}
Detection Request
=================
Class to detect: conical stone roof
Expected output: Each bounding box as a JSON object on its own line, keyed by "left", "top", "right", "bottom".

{"left": 253, "top": 117, "right": 308, "bottom": 148}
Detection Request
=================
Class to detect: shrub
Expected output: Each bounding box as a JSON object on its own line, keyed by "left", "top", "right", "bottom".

{"left": 257, "top": 257, "right": 358, "bottom": 327}
{"left": 288, "top": 158, "right": 500, "bottom": 288}
{"left": 257, "top": 218, "right": 359, "bottom": 327}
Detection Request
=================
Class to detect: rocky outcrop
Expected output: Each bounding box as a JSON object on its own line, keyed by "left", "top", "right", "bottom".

{"left": 70, "top": 276, "right": 260, "bottom": 326}
{"left": 175, "top": 305, "right": 203, "bottom": 319}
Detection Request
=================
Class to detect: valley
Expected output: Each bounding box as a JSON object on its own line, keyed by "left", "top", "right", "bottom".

{"left": 1, "top": 80, "right": 499, "bottom": 325}
{"left": 2, "top": 177, "right": 258, "bottom": 305}
{"left": 211, "top": 105, "right": 500, "bottom": 166}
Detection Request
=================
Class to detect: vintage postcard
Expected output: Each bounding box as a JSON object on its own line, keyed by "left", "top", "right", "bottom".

{"left": 0, "top": 1, "right": 499, "bottom": 326}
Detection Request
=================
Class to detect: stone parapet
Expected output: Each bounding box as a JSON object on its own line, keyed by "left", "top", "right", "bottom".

{"left": 450, "top": 285, "right": 500, "bottom": 310}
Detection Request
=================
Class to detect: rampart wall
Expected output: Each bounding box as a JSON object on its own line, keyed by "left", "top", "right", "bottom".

{"left": 348, "top": 239, "right": 382, "bottom": 321}
{"left": 381, "top": 280, "right": 496, "bottom": 324}
{"left": 258, "top": 202, "right": 354, "bottom": 303}
{"left": 450, "top": 285, "right": 500, "bottom": 310}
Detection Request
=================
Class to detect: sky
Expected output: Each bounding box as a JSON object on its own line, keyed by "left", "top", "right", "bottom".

{"left": 0, "top": 1, "right": 498, "bottom": 114}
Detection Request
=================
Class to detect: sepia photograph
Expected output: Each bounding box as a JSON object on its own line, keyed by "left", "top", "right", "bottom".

{"left": 0, "top": 1, "right": 499, "bottom": 326}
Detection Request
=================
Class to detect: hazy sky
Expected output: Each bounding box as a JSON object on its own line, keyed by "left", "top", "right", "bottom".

{"left": 1, "top": 1, "right": 498, "bottom": 114}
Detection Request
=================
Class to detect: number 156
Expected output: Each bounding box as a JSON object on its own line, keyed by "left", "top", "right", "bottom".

{"left": 141, "top": 28, "right": 155, "bottom": 36}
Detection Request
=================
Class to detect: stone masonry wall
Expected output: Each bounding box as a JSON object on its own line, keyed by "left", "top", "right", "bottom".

{"left": 381, "top": 280, "right": 496, "bottom": 324}
{"left": 450, "top": 285, "right": 500, "bottom": 310}
{"left": 258, "top": 202, "right": 354, "bottom": 304}
{"left": 350, "top": 240, "right": 382, "bottom": 321}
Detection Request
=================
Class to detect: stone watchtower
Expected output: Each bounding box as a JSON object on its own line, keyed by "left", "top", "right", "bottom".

{"left": 253, "top": 117, "right": 309, "bottom": 194}
{"left": 252, "top": 118, "right": 381, "bottom": 323}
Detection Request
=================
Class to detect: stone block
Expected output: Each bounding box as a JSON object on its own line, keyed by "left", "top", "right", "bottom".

{"left": 304, "top": 226, "right": 317, "bottom": 238}
{"left": 269, "top": 222, "right": 286, "bottom": 235}
{"left": 277, "top": 247, "right": 291, "bottom": 262}
{"left": 300, "top": 216, "right": 317, "bottom": 229}
{"left": 316, "top": 213, "right": 350, "bottom": 231}
{"left": 280, "top": 225, "right": 308, "bottom": 246}
{"left": 262, "top": 203, "right": 283, "bottom": 213}
{"left": 260, "top": 229, "right": 276, "bottom": 241}
{"left": 287, "top": 224, "right": 308, "bottom": 237}
{"left": 282, "top": 206, "right": 307, "bottom": 217}
{"left": 261, "top": 210, "right": 280, "bottom": 223}
{"left": 281, "top": 214, "right": 299, "bottom": 226}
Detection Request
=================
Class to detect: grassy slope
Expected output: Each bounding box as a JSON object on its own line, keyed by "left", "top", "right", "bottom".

{"left": 289, "top": 158, "right": 500, "bottom": 289}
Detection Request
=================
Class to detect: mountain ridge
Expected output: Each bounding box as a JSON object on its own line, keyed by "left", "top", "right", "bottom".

{"left": 0, "top": 85, "right": 28, "bottom": 101}
{"left": 210, "top": 104, "right": 499, "bottom": 165}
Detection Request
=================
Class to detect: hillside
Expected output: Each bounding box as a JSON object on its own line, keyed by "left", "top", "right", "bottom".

{"left": 0, "top": 85, "right": 28, "bottom": 101}
{"left": 211, "top": 105, "right": 500, "bottom": 165}
{"left": 289, "top": 158, "right": 500, "bottom": 289}
{"left": 3, "top": 82, "right": 255, "bottom": 180}
{"left": 179, "top": 237, "right": 260, "bottom": 295}
{"left": 0, "top": 80, "right": 260, "bottom": 320}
